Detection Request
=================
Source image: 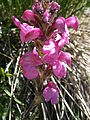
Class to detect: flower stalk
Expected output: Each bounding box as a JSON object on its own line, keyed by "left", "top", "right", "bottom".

{"left": 12, "top": 0, "right": 79, "bottom": 109}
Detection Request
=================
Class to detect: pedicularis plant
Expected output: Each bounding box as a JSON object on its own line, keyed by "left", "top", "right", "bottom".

{"left": 12, "top": 0, "right": 79, "bottom": 106}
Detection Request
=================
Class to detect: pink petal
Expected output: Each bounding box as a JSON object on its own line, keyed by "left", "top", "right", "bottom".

{"left": 33, "top": 47, "right": 38, "bottom": 56}
{"left": 20, "top": 30, "right": 25, "bottom": 44}
{"left": 65, "top": 16, "right": 79, "bottom": 31}
{"left": 52, "top": 60, "right": 66, "bottom": 79}
{"left": 12, "top": 16, "right": 28, "bottom": 33}
{"left": 12, "top": 16, "right": 21, "bottom": 28}
{"left": 42, "top": 40, "right": 56, "bottom": 54}
{"left": 43, "top": 53, "right": 57, "bottom": 65}
{"left": 22, "top": 23, "right": 34, "bottom": 30}
{"left": 58, "top": 51, "right": 71, "bottom": 66}
{"left": 62, "top": 24, "right": 69, "bottom": 44}
{"left": 50, "top": 2, "right": 60, "bottom": 12}
{"left": 20, "top": 52, "right": 43, "bottom": 67}
{"left": 21, "top": 10, "right": 37, "bottom": 23}
{"left": 22, "top": 65, "right": 39, "bottom": 80}
{"left": 20, "top": 23, "right": 32, "bottom": 44}
{"left": 43, "top": 87, "right": 52, "bottom": 102}
{"left": 53, "top": 17, "right": 65, "bottom": 33}
{"left": 12, "top": 16, "right": 41, "bottom": 43}
{"left": 48, "top": 81, "right": 59, "bottom": 93}
{"left": 32, "top": 2, "right": 42, "bottom": 13}
{"left": 51, "top": 88, "right": 59, "bottom": 105}
{"left": 43, "top": 82, "right": 59, "bottom": 104}
{"left": 48, "top": 81, "right": 56, "bottom": 88}
{"left": 43, "top": 10, "right": 50, "bottom": 23}
{"left": 19, "top": 23, "right": 41, "bottom": 43}
{"left": 58, "top": 38, "right": 65, "bottom": 49}
{"left": 42, "top": 39, "right": 59, "bottom": 64}
{"left": 25, "top": 28, "right": 41, "bottom": 42}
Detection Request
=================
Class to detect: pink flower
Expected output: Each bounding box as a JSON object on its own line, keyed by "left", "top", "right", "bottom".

{"left": 42, "top": 39, "right": 59, "bottom": 65}
{"left": 21, "top": 10, "right": 38, "bottom": 24}
{"left": 52, "top": 17, "right": 65, "bottom": 33}
{"left": 52, "top": 60, "right": 66, "bottom": 79}
{"left": 20, "top": 52, "right": 43, "bottom": 80}
{"left": 43, "top": 81, "right": 59, "bottom": 105}
{"left": 62, "top": 17, "right": 79, "bottom": 44}
{"left": 52, "top": 16, "right": 79, "bottom": 34}
{"left": 52, "top": 51, "right": 71, "bottom": 78}
{"left": 65, "top": 16, "right": 79, "bottom": 31}
{"left": 58, "top": 51, "right": 71, "bottom": 67}
{"left": 12, "top": 16, "right": 41, "bottom": 44}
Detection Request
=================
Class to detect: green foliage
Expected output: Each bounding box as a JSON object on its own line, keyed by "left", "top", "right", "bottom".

{"left": 87, "top": 0, "right": 90, "bottom": 6}
{"left": 56, "top": 0, "right": 87, "bottom": 17}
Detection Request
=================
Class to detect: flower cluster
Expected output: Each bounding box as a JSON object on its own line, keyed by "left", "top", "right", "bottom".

{"left": 12, "top": 0, "right": 79, "bottom": 105}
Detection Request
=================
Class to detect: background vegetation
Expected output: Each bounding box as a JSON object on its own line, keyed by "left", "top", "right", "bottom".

{"left": 0, "top": 0, "right": 90, "bottom": 120}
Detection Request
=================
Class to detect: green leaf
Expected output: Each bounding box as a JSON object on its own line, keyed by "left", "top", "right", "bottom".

{"left": 4, "top": 89, "right": 24, "bottom": 106}
{"left": 1, "top": 67, "right": 5, "bottom": 77}
{"left": 0, "top": 67, "right": 5, "bottom": 81}
{"left": 4, "top": 89, "right": 11, "bottom": 97}
{"left": 6, "top": 73, "right": 13, "bottom": 77}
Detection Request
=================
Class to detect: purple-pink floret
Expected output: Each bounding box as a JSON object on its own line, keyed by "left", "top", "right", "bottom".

{"left": 21, "top": 10, "right": 37, "bottom": 23}
{"left": 20, "top": 52, "right": 43, "bottom": 80}
{"left": 43, "top": 81, "right": 59, "bottom": 105}
{"left": 12, "top": 16, "right": 41, "bottom": 44}
{"left": 53, "top": 16, "right": 79, "bottom": 32}
{"left": 65, "top": 16, "right": 79, "bottom": 31}
{"left": 52, "top": 51, "right": 71, "bottom": 79}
